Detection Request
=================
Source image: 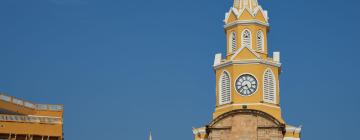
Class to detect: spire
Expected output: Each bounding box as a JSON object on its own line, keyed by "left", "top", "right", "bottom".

{"left": 149, "top": 131, "right": 152, "bottom": 140}
{"left": 233, "top": 0, "right": 259, "bottom": 11}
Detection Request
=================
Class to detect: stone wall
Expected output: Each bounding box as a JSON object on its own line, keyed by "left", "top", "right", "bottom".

{"left": 208, "top": 111, "right": 284, "bottom": 140}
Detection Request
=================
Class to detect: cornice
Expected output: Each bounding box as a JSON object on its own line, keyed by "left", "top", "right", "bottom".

{"left": 213, "top": 59, "right": 281, "bottom": 70}
{"left": 224, "top": 20, "right": 269, "bottom": 29}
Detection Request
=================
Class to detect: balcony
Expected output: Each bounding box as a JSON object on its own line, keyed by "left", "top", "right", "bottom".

{"left": 0, "top": 114, "right": 62, "bottom": 124}
{"left": 0, "top": 94, "right": 63, "bottom": 111}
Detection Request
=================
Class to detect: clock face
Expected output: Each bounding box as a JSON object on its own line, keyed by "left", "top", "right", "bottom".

{"left": 235, "top": 74, "right": 258, "bottom": 96}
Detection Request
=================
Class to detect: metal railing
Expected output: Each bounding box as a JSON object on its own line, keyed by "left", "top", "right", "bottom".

{"left": 0, "top": 94, "right": 63, "bottom": 111}
{"left": 0, "top": 114, "right": 62, "bottom": 124}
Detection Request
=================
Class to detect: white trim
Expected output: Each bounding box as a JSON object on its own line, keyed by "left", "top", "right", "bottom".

{"left": 230, "top": 46, "right": 261, "bottom": 60}
{"left": 263, "top": 68, "right": 277, "bottom": 104}
{"left": 241, "top": 29, "right": 252, "bottom": 49}
{"left": 256, "top": 30, "right": 265, "bottom": 52}
{"left": 232, "top": 7, "right": 240, "bottom": 16}
{"left": 286, "top": 125, "right": 302, "bottom": 133}
{"left": 234, "top": 73, "right": 259, "bottom": 97}
{"left": 192, "top": 127, "right": 207, "bottom": 135}
{"left": 213, "top": 60, "right": 281, "bottom": 69}
{"left": 219, "top": 71, "right": 232, "bottom": 105}
{"left": 224, "top": 8, "right": 240, "bottom": 23}
{"left": 224, "top": 5, "right": 269, "bottom": 24}
{"left": 213, "top": 53, "right": 222, "bottom": 66}
{"left": 273, "top": 52, "right": 280, "bottom": 62}
{"left": 215, "top": 103, "right": 280, "bottom": 111}
{"left": 229, "top": 31, "right": 237, "bottom": 53}
{"left": 27, "top": 115, "right": 62, "bottom": 119}
{"left": 225, "top": 20, "right": 269, "bottom": 29}
{"left": 253, "top": 6, "right": 269, "bottom": 22}
{"left": 283, "top": 138, "right": 300, "bottom": 140}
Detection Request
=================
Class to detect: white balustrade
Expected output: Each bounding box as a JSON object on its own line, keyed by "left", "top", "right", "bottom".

{"left": 0, "top": 94, "right": 63, "bottom": 111}
{"left": 0, "top": 114, "right": 62, "bottom": 124}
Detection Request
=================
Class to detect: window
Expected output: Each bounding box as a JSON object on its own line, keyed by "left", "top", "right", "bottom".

{"left": 229, "top": 31, "right": 237, "bottom": 53}
{"left": 256, "top": 30, "right": 264, "bottom": 52}
{"left": 242, "top": 29, "right": 252, "bottom": 48}
{"left": 263, "top": 69, "right": 276, "bottom": 104}
{"left": 219, "top": 72, "right": 231, "bottom": 105}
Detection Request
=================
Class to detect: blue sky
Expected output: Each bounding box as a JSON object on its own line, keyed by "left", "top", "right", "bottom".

{"left": 0, "top": 0, "right": 360, "bottom": 139}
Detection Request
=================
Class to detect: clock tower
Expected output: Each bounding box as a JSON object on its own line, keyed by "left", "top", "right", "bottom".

{"left": 192, "top": 0, "right": 302, "bottom": 140}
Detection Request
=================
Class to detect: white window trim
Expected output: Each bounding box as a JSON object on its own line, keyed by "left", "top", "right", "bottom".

{"left": 229, "top": 31, "right": 237, "bottom": 54}
{"left": 256, "top": 30, "right": 265, "bottom": 52}
{"left": 263, "top": 68, "right": 277, "bottom": 104}
{"left": 241, "top": 29, "right": 252, "bottom": 49}
{"left": 219, "top": 71, "right": 231, "bottom": 105}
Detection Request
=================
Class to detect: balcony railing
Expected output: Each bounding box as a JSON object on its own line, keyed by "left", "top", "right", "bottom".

{"left": 0, "top": 114, "right": 62, "bottom": 124}
{"left": 0, "top": 94, "right": 63, "bottom": 111}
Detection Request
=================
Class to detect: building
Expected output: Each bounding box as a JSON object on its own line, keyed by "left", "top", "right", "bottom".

{"left": 0, "top": 94, "right": 63, "bottom": 140}
{"left": 192, "top": 0, "right": 301, "bottom": 140}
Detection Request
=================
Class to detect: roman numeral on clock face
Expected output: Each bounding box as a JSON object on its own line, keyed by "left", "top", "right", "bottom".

{"left": 235, "top": 74, "right": 258, "bottom": 96}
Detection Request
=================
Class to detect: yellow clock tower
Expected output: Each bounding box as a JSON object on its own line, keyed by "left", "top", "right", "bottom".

{"left": 192, "top": 0, "right": 302, "bottom": 140}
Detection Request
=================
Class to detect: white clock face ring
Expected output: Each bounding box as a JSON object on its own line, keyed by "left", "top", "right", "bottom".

{"left": 235, "top": 74, "right": 258, "bottom": 96}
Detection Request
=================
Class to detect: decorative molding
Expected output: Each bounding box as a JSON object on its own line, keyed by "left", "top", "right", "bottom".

{"left": 215, "top": 103, "right": 280, "bottom": 111}
{"left": 230, "top": 46, "right": 260, "bottom": 60}
{"left": 286, "top": 125, "right": 302, "bottom": 133}
{"left": 192, "top": 127, "right": 207, "bottom": 135}
{"left": 213, "top": 53, "right": 222, "bottom": 66}
{"left": 213, "top": 59, "right": 281, "bottom": 70}
{"left": 225, "top": 20, "right": 269, "bottom": 29}
{"left": 283, "top": 138, "right": 300, "bottom": 140}
{"left": 224, "top": 5, "right": 269, "bottom": 25}
{"left": 209, "top": 109, "right": 285, "bottom": 127}
{"left": 253, "top": 6, "right": 269, "bottom": 22}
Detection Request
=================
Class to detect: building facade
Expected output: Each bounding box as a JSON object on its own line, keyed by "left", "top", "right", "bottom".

{"left": 0, "top": 94, "right": 63, "bottom": 140}
{"left": 192, "top": 0, "right": 301, "bottom": 140}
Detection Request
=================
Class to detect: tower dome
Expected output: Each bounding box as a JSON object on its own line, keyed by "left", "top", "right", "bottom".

{"left": 234, "top": 0, "right": 259, "bottom": 11}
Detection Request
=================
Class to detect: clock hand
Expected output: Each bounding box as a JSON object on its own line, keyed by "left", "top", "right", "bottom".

{"left": 246, "top": 83, "right": 251, "bottom": 89}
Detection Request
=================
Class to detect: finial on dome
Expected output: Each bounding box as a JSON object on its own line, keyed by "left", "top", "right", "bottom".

{"left": 149, "top": 130, "right": 152, "bottom": 140}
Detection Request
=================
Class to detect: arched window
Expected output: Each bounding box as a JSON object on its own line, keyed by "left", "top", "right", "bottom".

{"left": 242, "top": 29, "right": 252, "bottom": 48}
{"left": 219, "top": 72, "right": 231, "bottom": 105}
{"left": 263, "top": 69, "right": 276, "bottom": 104}
{"left": 229, "top": 31, "right": 237, "bottom": 53}
{"left": 256, "top": 30, "right": 265, "bottom": 52}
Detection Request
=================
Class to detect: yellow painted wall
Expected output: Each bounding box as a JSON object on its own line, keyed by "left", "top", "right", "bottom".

{"left": 226, "top": 8, "right": 268, "bottom": 23}
{"left": 225, "top": 24, "right": 268, "bottom": 59}
{"left": 0, "top": 121, "right": 62, "bottom": 136}
{"left": 0, "top": 101, "right": 36, "bottom": 115}
{"left": 214, "top": 63, "right": 282, "bottom": 121}
{"left": 0, "top": 95, "right": 64, "bottom": 138}
{"left": 215, "top": 64, "right": 280, "bottom": 104}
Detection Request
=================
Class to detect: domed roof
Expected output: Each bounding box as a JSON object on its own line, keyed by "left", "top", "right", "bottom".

{"left": 233, "top": 0, "right": 259, "bottom": 11}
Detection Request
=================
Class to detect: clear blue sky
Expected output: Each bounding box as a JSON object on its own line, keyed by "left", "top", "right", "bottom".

{"left": 0, "top": 0, "right": 359, "bottom": 139}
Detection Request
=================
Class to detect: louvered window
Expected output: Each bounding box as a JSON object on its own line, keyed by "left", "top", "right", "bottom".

{"left": 242, "top": 29, "right": 252, "bottom": 48}
{"left": 263, "top": 69, "right": 276, "bottom": 104}
{"left": 219, "top": 72, "right": 231, "bottom": 105}
{"left": 229, "top": 32, "right": 237, "bottom": 53}
{"left": 256, "top": 30, "right": 264, "bottom": 52}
